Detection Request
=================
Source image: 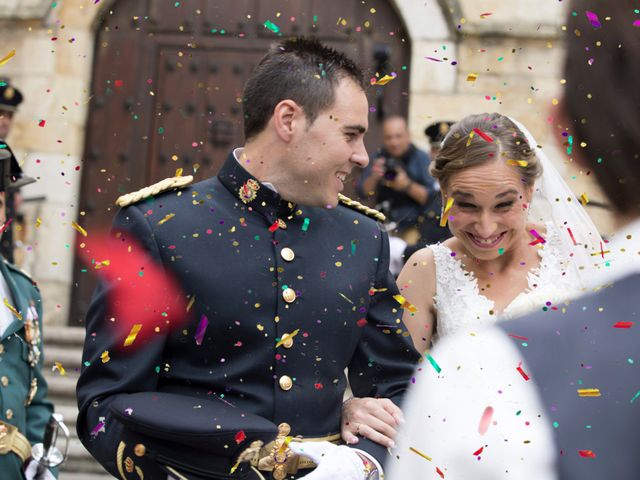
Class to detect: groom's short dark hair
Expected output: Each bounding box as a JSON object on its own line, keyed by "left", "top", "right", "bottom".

{"left": 565, "top": 0, "right": 640, "bottom": 216}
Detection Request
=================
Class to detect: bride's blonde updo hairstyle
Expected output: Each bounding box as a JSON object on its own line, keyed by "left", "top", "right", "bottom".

{"left": 430, "top": 113, "right": 543, "bottom": 189}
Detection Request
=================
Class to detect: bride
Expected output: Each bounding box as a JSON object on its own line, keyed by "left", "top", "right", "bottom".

{"left": 341, "top": 112, "right": 604, "bottom": 447}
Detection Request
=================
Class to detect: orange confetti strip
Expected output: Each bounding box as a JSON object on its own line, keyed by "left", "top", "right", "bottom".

{"left": 123, "top": 324, "right": 143, "bottom": 347}
{"left": 393, "top": 294, "right": 417, "bottom": 313}
{"left": 4, "top": 297, "right": 22, "bottom": 320}
{"left": 578, "top": 449, "right": 596, "bottom": 458}
{"left": 466, "top": 73, "right": 478, "bottom": 82}
{"left": 72, "top": 221, "right": 88, "bottom": 237}
{"left": 507, "top": 159, "right": 528, "bottom": 167}
{"left": 371, "top": 74, "right": 397, "bottom": 86}
{"left": 0, "top": 49, "right": 16, "bottom": 66}
{"left": 440, "top": 197, "right": 454, "bottom": 227}
{"left": 409, "top": 446, "right": 432, "bottom": 461}
{"left": 577, "top": 388, "right": 601, "bottom": 397}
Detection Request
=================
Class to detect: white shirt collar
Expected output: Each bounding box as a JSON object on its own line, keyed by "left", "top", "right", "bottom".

{"left": 232, "top": 147, "right": 278, "bottom": 193}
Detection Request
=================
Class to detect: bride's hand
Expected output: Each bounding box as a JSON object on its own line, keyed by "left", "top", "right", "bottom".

{"left": 341, "top": 397, "right": 404, "bottom": 448}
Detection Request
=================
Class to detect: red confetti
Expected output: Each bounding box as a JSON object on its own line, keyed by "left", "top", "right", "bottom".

{"left": 114, "top": 79, "right": 124, "bottom": 88}
{"left": 472, "top": 446, "right": 484, "bottom": 456}
{"left": 567, "top": 227, "right": 577, "bottom": 246}
{"left": 578, "top": 450, "right": 596, "bottom": 458}
{"left": 0, "top": 218, "right": 13, "bottom": 237}
{"left": 356, "top": 318, "right": 368, "bottom": 327}
{"left": 516, "top": 362, "right": 530, "bottom": 381}
{"left": 507, "top": 333, "right": 529, "bottom": 341}
{"left": 314, "top": 383, "right": 324, "bottom": 390}
{"left": 613, "top": 321, "right": 634, "bottom": 329}
{"left": 478, "top": 406, "right": 494, "bottom": 435}
{"left": 472, "top": 128, "right": 493, "bottom": 143}
{"left": 436, "top": 466, "right": 445, "bottom": 478}
{"left": 38, "top": 119, "right": 46, "bottom": 127}
{"left": 235, "top": 430, "right": 246, "bottom": 445}
{"left": 268, "top": 221, "right": 279, "bottom": 232}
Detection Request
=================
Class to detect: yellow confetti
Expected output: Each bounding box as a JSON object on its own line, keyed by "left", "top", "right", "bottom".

{"left": 158, "top": 213, "right": 175, "bottom": 225}
{"left": 72, "top": 221, "right": 88, "bottom": 237}
{"left": 393, "top": 295, "right": 417, "bottom": 313}
{"left": 4, "top": 298, "right": 21, "bottom": 320}
{"left": 35, "top": 218, "right": 42, "bottom": 228}
{"left": 371, "top": 74, "right": 396, "bottom": 86}
{"left": 580, "top": 192, "right": 589, "bottom": 206}
{"left": 0, "top": 49, "right": 16, "bottom": 66}
{"left": 186, "top": 295, "right": 196, "bottom": 312}
{"left": 409, "top": 446, "right": 432, "bottom": 462}
{"left": 94, "top": 259, "right": 110, "bottom": 270}
{"left": 53, "top": 362, "right": 67, "bottom": 376}
{"left": 466, "top": 73, "right": 478, "bottom": 82}
{"left": 577, "top": 388, "right": 601, "bottom": 397}
{"left": 276, "top": 329, "right": 300, "bottom": 348}
{"left": 466, "top": 131, "right": 475, "bottom": 147}
{"left": 175, "top": 167, "right": 183, "bottom": 177}
{"left": 100, "top": 350, "right": 110, "bottom": 363}
{"left": 440, "top": 197, "right": 455, "bottom": 227}
{"left": 507, "top": 159, "right": 529, "bottom": 167}
{"left": 257, "top": 323, "right": 264, "bottom": 331}
{"left": 123, "top": 324, "right": 143, "bottom": 347}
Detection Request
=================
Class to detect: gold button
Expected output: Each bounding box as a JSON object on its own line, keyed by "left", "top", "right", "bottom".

{"left": 134, "top": 444, "right": 146, "bottom": 457}
{"left": 282, "top": 288, "right": 296, "bottom": 303}
{"left": 280, "top": 248, "right": 295, "bottom": 262}
{"left": 0, "top": 376, "right": 7, "bottom": 387}
{"left": 279, "top": 375, "right": 293, "bottom": 391}
{"left": 6, "top": 409, "right": 13, "bottom": 419}
{"left": 282, "top": 335, "right": 294, "bottom": 349}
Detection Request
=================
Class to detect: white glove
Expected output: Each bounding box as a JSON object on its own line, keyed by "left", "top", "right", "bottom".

{"left": 289, "top": 441, "right": 373, "bottom": 480}
{"left": 23, "top": 459, "right": 56, "bottom": 480}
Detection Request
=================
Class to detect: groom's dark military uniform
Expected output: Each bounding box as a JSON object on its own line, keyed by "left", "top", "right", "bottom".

{"left": 76, "top": 153, "right": 419, "bottom": 479}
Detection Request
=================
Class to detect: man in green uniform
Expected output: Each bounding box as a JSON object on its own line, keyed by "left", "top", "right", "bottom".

{"left": 0, "top": 145, "right": 56, "bottom": 479}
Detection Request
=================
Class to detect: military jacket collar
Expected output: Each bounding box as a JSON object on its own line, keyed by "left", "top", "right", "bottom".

{"left": 0, "top": 259, "right": 29, "bottom": 342}
{"left": 217, "top": 153, "right": 297, "bottom": 222}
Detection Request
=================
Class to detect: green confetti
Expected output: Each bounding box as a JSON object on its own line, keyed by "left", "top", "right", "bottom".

{"left": 302, "top": 218, "right": 310, "bottom": 232}
{"left": 498, "top": 248, "right": 505, "bottom": 255}
{"left": 351, "top": 239, "right": 357, "bottom": 255}
{"left": 567, "top": 135, "right": 573, "bottom": 155}
{"left": 313, "top": 15, "right": 318, "bottom": 23}
{"left": 264, "top": 20, "right": 280, "bottom": 33}
{"left": 553, "top": 421, "right": 559, "bottom": 428}
{"left": 426, "top": 353, "right": 442, "bottom": 374}
{"left": 631, "top": 390, "right": 640, "bottom": 404}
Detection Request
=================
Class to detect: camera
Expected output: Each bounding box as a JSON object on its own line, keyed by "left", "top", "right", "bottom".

{"left": 384, "top": 157, "right": 400, "bottom": 181}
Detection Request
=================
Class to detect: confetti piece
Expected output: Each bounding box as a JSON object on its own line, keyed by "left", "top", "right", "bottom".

{"left": 579, "top": 449, "right": 596, "bottom": 458}
{"left": 356, "top": 318, "right": 367, "bottom": 327}
{"left": 100, "top": 350, "right": 110, "bottom": 363}
{"left": 36, "top": 218, "right": 42, "bottom": 228}
{"left": 466, "top": 131, "right": 475, "bottom": 147}
{"left": 634, "top": 20, "right": 640, "bottom": 28}
{"left": 4, "top": 297, "right": 21, "bottom": 320}
{"left": 301, "top": 218, "right": 310, "bottom": 232}
{"left": 0, "top": 49, "right": 16, "bottom": 66}
{"left": 567, "top": 227, "right": 577, "bottom": 246}
{"left": 409, "top": 446, "right": 432, "bottom": 461}
{"left": 269, "top": 220, "right": 280, "bottom": 232}
{"left": 478, "top": 406, "right": 494, "bottom": 435}
{"left": 516, "top": 361, "right": 530, "bottom": 381}
{"left": 472, "top": 128, "right": 493, "bottom": 143}
{"left": 630, "top": 390, "right": 640, "bottom": 403}
{"left": 123, "top": 324, "right": 143, "bottom": 347}
{"left": 186, "top": 295, "right": 196, "bottom": 312}
{"left": 72, "top": 220, "right": 88, "bottom": 237}
{"left": 579, "top": 192, "right": 589, "bottom": 206}
{"left": 275, "top": 329, "right": 299, "bottom": 348}
{"left": 194, "top": 314, "right": 209, "bottom": 345}
{"left": 235, "top": 430, "right": 246, "bottom": 445}
{"left": 466, "top": 73, "right": 478, "bottom": 82}
{"left": 426, "top": 353, "right": 442, "bottom": 373}
{"left": 436, "top": 466, "right": 445, "bottom": 478}
{"left": 371, "top": 73, "right": 397, "bottom": 86}
{"left": 90, "top": 420, "right": 106, "bottom": 437}
{"left": 480, "top": 12, "right": 493, "bottom": 19}
{"left": 53, "top": 362, "right": 67, "bottom": 376}
{"left": 613, "top": 321, "right": 634, "bottom": 328}
{"left": 440, "top": 198, "right": 454, "bottom": 227}
{"left": 338, "top": 292, "right": 354, "bottom": 304}
{"left": 507, "top": 333, "right": 529, "bottom": 341}
{"left": 158, "top": 213, "right": 176, "bottom": 225}
{"left": 507, "top": 159, "right": 528, "bottom": 167}
{"left": 585, "top": 11, "right": 601, "bottom": 28}
{"left": 0, "top": 218, "right": 13, "bottom": 237}
{"left": 393, "top": 294, "right": 417, "bottom": 313}
{"left": 38, "top": 119, "right": 46, "bottom": 127}
{"left": 528, "top": 229, "right": 546, "bottom": 246}
{"left": 94, "top": 259, "right": 110, "bottom": 270}
{"left": 577, "top": 388, "right": 601, "bottom": 397}
{"left": 472, "top": 446, "right": 484, "bottom": 456}
{"left": 424, "top": 56, "right": 444, "bottom": 62}
{"left": 263, "top": 20, "right": 280, "bottom": 33}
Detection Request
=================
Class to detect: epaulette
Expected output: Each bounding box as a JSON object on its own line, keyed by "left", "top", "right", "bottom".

{"left": 115, "top": 175, "right": 194, "bottom": 207}
{"left": 338, "top": 194, "right": 386, "bottom": 222}
{"left": 4, "top": 260, "right": 37, "bottom": 286}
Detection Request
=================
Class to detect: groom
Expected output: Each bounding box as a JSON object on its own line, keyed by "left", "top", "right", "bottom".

{"left": 388, "top": 2, "right": 640, "bottom": 479}
{"left": 76, "top": 37, "right": 419, "bottom": 480}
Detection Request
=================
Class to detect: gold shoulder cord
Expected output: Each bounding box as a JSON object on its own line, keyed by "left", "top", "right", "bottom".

{"left": 116, "top": 176, "right": 194, "bottom": 208}
{"left": 338, "top": 194, "right": 386, "bottom": 222}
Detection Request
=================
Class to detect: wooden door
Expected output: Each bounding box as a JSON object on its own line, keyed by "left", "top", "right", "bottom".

{"left": 70, "top": 0, "right": 410, "bottom": 324}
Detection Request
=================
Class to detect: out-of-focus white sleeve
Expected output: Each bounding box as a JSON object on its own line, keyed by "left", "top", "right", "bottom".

{"left": 386, "top": 328, "right": 558, "bottom": 480}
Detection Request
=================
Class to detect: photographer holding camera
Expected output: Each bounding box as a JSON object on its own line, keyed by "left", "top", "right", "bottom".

{"left": 358, "top": 116, "right": 440, "bottom": 245}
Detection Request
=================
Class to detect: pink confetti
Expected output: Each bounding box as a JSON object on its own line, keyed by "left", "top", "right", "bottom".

{"left": 585, "top": 11, "right": 602, "bottom": 28}
{"left": 194, "top": 314, "right": 209, "bottom": 345}
{"left": 478, "top": 406, "right": 494, "bottom": 435}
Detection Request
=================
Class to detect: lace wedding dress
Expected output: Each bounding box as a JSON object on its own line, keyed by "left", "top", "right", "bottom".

{"left": 431, "top": 223, "right": 582, "bottom": 338}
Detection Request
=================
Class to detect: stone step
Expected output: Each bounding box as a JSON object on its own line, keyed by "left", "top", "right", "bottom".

{"left": 43, "top": 371, "right": 80, "bottom": 401}
{"left": 43, "top": 326, "right": 86, "bottom": 347}
{"left": 43, "top": 344, "right": 84, "bottom": 372}
{"left": 59, "top": 437, "right": 112, "bottom": 475}
{"left": 59, "top": 473, "right": 112, "bottom": 480}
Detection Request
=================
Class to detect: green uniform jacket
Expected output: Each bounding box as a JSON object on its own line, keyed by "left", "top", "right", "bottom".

{"left": 0, "top": 259, "right": 55, "bottom": 478}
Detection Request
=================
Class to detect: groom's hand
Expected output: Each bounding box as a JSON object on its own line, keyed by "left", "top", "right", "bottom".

{"left": 342, "top": 397, "right": 403, "bottom": 448}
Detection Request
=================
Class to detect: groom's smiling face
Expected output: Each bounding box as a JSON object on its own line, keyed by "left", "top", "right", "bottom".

{"left": 444, "top": 159, "right": 533, "bottom": 260}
